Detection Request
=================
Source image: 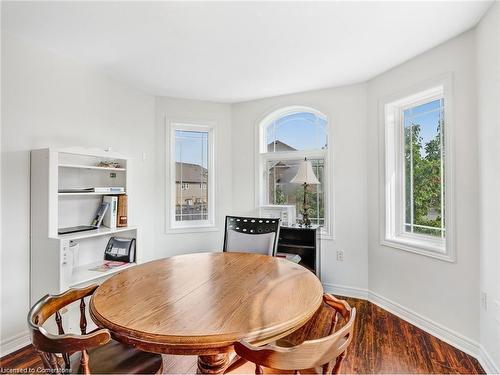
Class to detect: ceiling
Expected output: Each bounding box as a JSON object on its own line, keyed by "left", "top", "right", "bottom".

{"left": 2, "top": 1, "right": 492, "bottom": 103}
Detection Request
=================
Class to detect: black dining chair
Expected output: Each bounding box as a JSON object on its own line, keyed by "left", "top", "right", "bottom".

{"left": 223, "top": 215, "right": 281, "bottom": 256}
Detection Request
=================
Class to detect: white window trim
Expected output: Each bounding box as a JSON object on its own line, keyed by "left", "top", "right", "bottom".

{"left": 379, "top": 74, "right": 456, "bottom": 262}
{"left": 167, "top": 121, "right": 216, "bottom": 233}
{"left": 254, "top": 105, "right": 335, "bottom": 240}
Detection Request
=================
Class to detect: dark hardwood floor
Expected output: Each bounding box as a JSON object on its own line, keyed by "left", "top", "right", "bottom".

{"left": 0, "top": 298, "right": 484, "bottom": 374}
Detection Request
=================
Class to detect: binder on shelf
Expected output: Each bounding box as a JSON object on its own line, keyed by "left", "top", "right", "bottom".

{"left": 91, "top": 202, "right": 109, "bottom": 228}
{"left": 117, "top": 195, "right": 128, "bottom": 227}
{"left": 103, "top": 196, "right": 118, "bottom": 229}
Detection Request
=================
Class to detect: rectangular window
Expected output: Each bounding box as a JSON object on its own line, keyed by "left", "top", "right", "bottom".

{"left": 403, "top": 99, "right": 445, "bottom": 238}
{"left": 169, "top": 123, "right": 214, "bottom": 230}
{"left": 383, "top": 81, "right": 454, "bottom": 261}
{"left": 267, "top": 158, "right": 325, "bottom": 226}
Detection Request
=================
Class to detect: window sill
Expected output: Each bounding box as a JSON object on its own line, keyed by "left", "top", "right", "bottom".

{"left": 166, "top": 226, "right": 219, "bottom": 234}
{"left": 319, "top": 230, "right": 334, "bottom": 241}
{"left": 381, "top": 236, "right": 455, "bottom": 263}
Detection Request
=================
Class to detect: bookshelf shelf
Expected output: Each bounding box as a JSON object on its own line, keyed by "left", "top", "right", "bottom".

{"left": 69, "top": 261, "right": 137, "bottom": 287}
{"left": 58, "top": 192, "right": 126, "bottom": 196}
{"left": 278, "top": 242, "right": 315, "bottom": 250}
{"left": 56, "top": 225, "right": 137, "bottom": 240}
{"left": 59, "top": 164, "right": 126, "bottom": 172}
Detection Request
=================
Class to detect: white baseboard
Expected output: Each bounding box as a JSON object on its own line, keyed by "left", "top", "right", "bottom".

{"left": 323, "top": 282, "right": 369, "bottom": 300}
{"left": 0, "top": 331, "right": 30, "bottom": 357}
{"left": 368, "top": 290, "right": 479, "bottom": 358}
{"left": 479, "top": 345, "right": 500, "bottom": 375}
{"left": 322, "top": 282, "right": 500, "bottom": 374}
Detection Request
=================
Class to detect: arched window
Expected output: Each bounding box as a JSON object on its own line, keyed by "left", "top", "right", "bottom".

{"left": 258, "top": 106, "right": 330, "bottom": 232}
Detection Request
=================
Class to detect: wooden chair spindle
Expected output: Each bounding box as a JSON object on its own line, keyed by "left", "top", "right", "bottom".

{"left": 329, "top": 311, "right": 339, "bottom": 335}
{"left": 332, "top": 351, "right": 346, "bottom": 374}
{"left": 55, "top": 310, "right": 65, "bottom": 335}
{"left": 38, "top": 352, "right": 52, "bottom": 370}
{"left": 80, "top": 349, "right": 90, "bottom": 375}
{"left": 80, "top": 298, "right": 87, "bottom": 335}
{"left": 54, "top": 310, "right": 71, "bottom": 370}
{"left": 48, "top": 353, "right": 61, "bottom": 373}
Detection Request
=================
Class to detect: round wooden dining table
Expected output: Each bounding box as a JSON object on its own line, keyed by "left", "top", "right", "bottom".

{"left": 90, "top": 252, "right": 324, "bottom": 374}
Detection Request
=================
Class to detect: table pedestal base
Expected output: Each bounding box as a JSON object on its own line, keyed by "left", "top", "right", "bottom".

{"left": 197, "top": 353, "right": 230, "bottom": 374}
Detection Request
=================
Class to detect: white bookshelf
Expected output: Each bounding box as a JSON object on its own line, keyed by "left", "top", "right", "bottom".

{"left": 30, "top": 147, "right": 141, "bottom": 305}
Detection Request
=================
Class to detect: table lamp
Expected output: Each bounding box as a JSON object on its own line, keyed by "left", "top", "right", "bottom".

{"left": 291, "top": 158, "right": 320, "bottom": 227}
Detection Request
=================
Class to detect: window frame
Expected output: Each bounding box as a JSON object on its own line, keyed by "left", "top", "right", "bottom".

{"left": 168, "top": 121, "right": 216, "bottom": 232}
{"left": 255, "top": 106, "right": 334, "bottom": 239}
{"left": 380, "top": 75, "right": 455, "bottom": 262}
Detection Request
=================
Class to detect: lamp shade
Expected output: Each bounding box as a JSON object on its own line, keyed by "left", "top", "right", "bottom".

{"left": 291, "top": 159, "right": 320, "bottom": 185}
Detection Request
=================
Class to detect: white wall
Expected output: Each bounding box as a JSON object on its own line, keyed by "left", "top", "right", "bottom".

{"left": 366, "top": 31, "right": 479, "bottom": 341}
{"left": 154, "top": 97, "right": 232, "bottom": 258}
{"left": 231, "top": 84, "right": 368, "bottom": 291}
{"left": 0, "top": 33, "right": 156, "bottom": 352}
{"left": 477, "top": 1, "right": 500, "bottom": 370}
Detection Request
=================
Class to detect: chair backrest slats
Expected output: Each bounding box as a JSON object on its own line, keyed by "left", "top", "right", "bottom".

{"left": 28, "top": 284, "right": 111, "bottom": 374}
{"left": 232, "top": 294, "right": 356, "bottom": 374}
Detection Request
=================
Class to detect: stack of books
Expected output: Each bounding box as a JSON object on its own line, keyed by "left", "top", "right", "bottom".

{"left": 103, "top": 195, "right": 128, "bottom": 228}
{"left": 59, "top": 187, "right": 125, "bottom": 193}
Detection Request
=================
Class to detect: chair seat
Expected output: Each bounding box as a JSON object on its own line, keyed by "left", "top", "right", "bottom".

{"left": 70, "top": 339, "right": 162, "bottom": 374}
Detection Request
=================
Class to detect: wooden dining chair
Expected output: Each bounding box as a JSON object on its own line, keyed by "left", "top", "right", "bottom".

{"left": 28, "top": 284, "right": 163, "bottom": 374}
{"left": 225, "top": 294, "right": 356, "bottom": 375}
{"left": 223, "top": 215, "right": 281, "bottom": 256}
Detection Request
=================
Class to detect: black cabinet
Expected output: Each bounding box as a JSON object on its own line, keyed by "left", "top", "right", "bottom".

{"left": 277, "top": 226, "right": 320, "bottom": 278}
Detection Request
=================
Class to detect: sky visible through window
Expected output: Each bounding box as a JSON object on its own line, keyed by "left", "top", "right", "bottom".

{"left": 404, "top": 99, "right": 443, "bottom": 157}
{"left": 267, "top": 112, "right": 328, "bottom": 151}
{"left": 175, "top": 130, "right": 208, "bottom": 168}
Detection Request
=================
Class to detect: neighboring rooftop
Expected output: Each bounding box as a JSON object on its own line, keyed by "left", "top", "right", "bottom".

{"left": 176, "top": 162, "right": 207, "bottom": 184}
{"left": 267, "top": 140, "right": 297, "bottom": 152}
